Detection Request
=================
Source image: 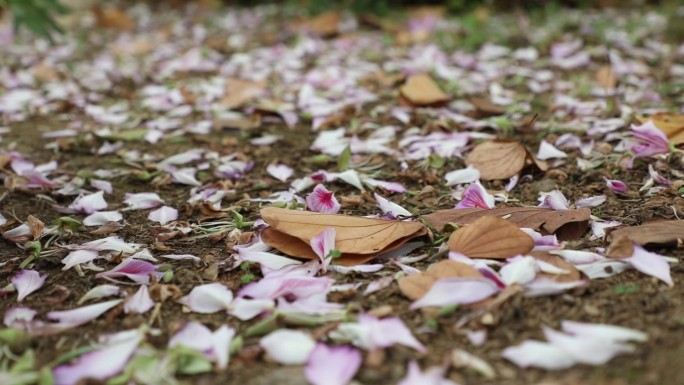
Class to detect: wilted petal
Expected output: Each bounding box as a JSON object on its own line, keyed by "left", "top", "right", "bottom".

{"left": 78, "top": 285, "right": 120, "bottom": 305}
{"left": 375, "top": 193, "right": 412, "bottom": 217}
{"left": 62, "top": 250, "right": 100, "bottom": 271}
{"left": 123, "top": 285, "right": 154, "bottom": 314}
{"left": 537, "top": 190, "right": 569, "bottom": 210}
{"left": 267, "top": 164, "right": 294, "bottom": 182}
{"left": 2, "top": 223, "right": 33, "bottom": 244}
{"left": 329, "top": 264, "right": 384, "bottom": 275}
{"left": 604, "top": 178, "right": 628, "bottom": 194}
{"left": 178, "top": 283, "right": 233, "bottom": 313}
{"left": 445, "top": 166, "right": 480, "bottom": 186}
{"left": 627, "top": 120, "right": 670, "bottom": 167}
{"left": 170, "top": 167, "right": 201, "bottom": 186}
{"left": 83, "top": 211, "right": 122, "bottom": 226}
{"left": 12, "top": 269, "right": 47, "bottom": 302}
{"left": 500, "top": 256, "right": 538, "bottom": 285}
{"left": 53, "top": 329, "right": 143, "bottom": 385}
{"left": 455, "top": 181, "right": 495, "bottom": 209}
{"left": 305, "top": 344, "right": 362, "bottom": 385}
{"left": 260, "top": 329, "right": 316, "bottom": 365}
{"left": 543, "top": 326, "right": 634, "bottom": 365}
{"left": 4, "top": 307, "right": 37, "bottom": 328}
{"left": 576, "top": 260, "right": 630, "bottom": 279}
{"left": 147, "top": 206, "right": 179, "bottom": 225}
{"left": 69, "top": 191, "right": 108, "bottom": 214}
{"left": 96, "top": 259, "right": 160, "bottom": 284}
{"left": 549, "top": 250, "right": 605, "bottom": 265}
{"left": 625, "top": 244, "right": 673, "bottom": 286}
{"left": 410, "top": 278, "right": 500, "bottom": 310}
{"left": 561, "top": 321, "right": 647, "bottom": 342}
{"left": 123, "top": 192, "right": 165, "bottom": 210}
{"left": 47, "top": 299, "right": 123, "bottom": 327}
{"left": 502, "top": 340, "right": 576, "bottom": 370}
{"left": 537, "top": 140, "right": 568, "bottom": 160}
{"left": 306, "top": 184, "right": 341, "bottom": 213}
{"left": 590, "top": 220, "right": 621, "bottom": 239}
{"left": 576, "top": 195, "right": 606, "bottom": 208}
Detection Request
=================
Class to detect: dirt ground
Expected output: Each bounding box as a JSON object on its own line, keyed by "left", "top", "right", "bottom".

{"left": 2, "top": 2, "right": 684, "bottom": 385}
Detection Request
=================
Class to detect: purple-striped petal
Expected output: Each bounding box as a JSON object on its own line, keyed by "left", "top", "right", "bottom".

{"left": 12, "top": 269, "right": 47, "bottom": 302}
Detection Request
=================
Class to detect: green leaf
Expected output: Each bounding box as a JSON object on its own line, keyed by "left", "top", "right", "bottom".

{"left": 38, "top": 367, "right": 54, "bottom": 385}
{"left": 170, "top": 347, "right": 212, "bottom": 375}
{"left": 337, "top": 145, "right": 352, "bottom": 171}
{"left": 10, "top": 350, "right": 35, "bottom": 374}
{"left": 245, "top": 314, "right": 279, "bottom": 337}
{"left": 107, "top": 129, "right": 147, "bottom": 142}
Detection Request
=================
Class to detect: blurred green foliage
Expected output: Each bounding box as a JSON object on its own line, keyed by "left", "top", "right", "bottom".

{"left": 0, "top": 0, "right": 69, "bottom": 41}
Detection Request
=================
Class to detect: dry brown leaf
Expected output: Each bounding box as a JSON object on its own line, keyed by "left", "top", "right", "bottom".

{"left": 218, "top": 78, "right": 266, "bottom": 109}
{"left": 424, "top": 207, "right": 590, "bottom": 241}
{"left": 292, "top": 12, "right": 341, "bottom": 38}
{"left": 595, "top": 65, "right": 617, "bottom": 90}
{"left": 605, "top": 234, "right": 634, "bottom": 258}
{"left": 260, "top": 207, "right": 427, "bottom": 266}
{"left": 530, "top": 251, "right": 582, "bottom": 282}
{"left": 465, "top": 140, "right": 546, "bottom": 180}
{"left": 448, "top": 217, "right": 534, "bottom": 259}
{"left": 636, "top": 112, "right": 684, "bottom": 144}
{"left": 398, "top": 260, "right": 482, "bottom": 300}
{"left": 93, "top": 7, "right": 135, "bottom": 30}
{"left": 468, "top": 97, "right": 506, "bottom": 118}
{"left": 607, "top": 220, "right": 684, "bottom": 246}
{"left": 399, "top": 74, "right": 450, "bottom": 107}
{"left": 27, "top": 215, "right": 44, "bottom": 240}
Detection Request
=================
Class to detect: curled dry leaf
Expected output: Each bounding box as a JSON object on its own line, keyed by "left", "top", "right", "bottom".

{"left": 423, "top": 207, "right": 590, "bottom": 241}
{"left": 465, "top": 140, "right": 547, "bottom": 180}
{"left": 292, "top": 12, "right": 341, "bottom": 37}
{"left": 605, "top": 235, "right": 635, "bottom": 259}
{"left": 260, "top": 207, "right": 427, "bottom": 266}
{"left": 448, "top": 217, "right": 534, "bottom": 259}
{"left": 595, "top": 65, "right": 617, "bottom": 90}
{"left": 636, "top": 113, "right": 684, "bottom": 144}
{"left": 398, "top": 260, "right": 482, "bottom": 300}
{"left": 468, "top": 97, "right": 506, "bottom": 118}
{"left": 27, "top": 215, "right": 44, "bottom": 239}
{"left": 399, "top": 74, "right": 450, "bottom": 107}
{"left": 93, "top": 7, "right": 135, "bottom": 30}
{"left": 219, "top": 78, "right": 266, "bottom": 109}
{"left": 606, "top": 220, "right": 684, "bottom": 246}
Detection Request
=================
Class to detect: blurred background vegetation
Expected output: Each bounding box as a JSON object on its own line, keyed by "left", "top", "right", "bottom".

{"left": 0, "top": 0, "right": 680, "bottom": 42}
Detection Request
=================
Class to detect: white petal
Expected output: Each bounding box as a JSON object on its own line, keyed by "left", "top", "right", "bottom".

{"left": 267, "top": 164, "right": 294, "bottom": 182}
{"left": 147, "top": 206, "right": 178, "bottom": 225}
{"left": 537, "top": 140, "right": 568, "bottom": 160}
{"left": 260, "top": 329, "right": 316, "bottom": 365}
{"left": 124, "top": 285, "right": 155, "bottom": 314}
{"left": 445, "top": 166, "right": 480, "bottom": 186}
{"left": 212, "top": 325, "right": 236, "bottom": 370}
{"left": 78, "top": 285, "right": 120, "bottom": 305}
{"left": 169, "top": 322, "right": 213, "bottom": 352}
{"left": 228, "top": 298, "right": 275, "bottom": 321}
{"left": 62, "top": 250, "right": 100, "bottom": 271}
{"left": 523, "top": 278, "right": 587, "bottom": 297}
{"left": 374, "top": 193, "right": 412, "bottom": 217}
{"left": 47, "top": 299, "right": 123, "bottom": 326}
{"left": 410, "top": 278, "right": 500, "bottom": 309}
{"left": 625, "top": 244, "right": 673, "bottom": 286}
{"left": 83, "top": 211, "right": 123, "bottom": 226}
{"left": 561, "top": 321, "right": 647, "bottom": 342}
{"left": 500, "top": 256, "right": 538, "bottom": 285}
{"left": 502, "top": 340, "right": 576, "bottom": 370}
{"left": 178, "top": 283, "right": 233, "bottom": 314}
{"left": 543, "top": 326, "right": 634, "bottom": 365}
{"left": 12, "top": 270, "right": 47, "bottom": 302}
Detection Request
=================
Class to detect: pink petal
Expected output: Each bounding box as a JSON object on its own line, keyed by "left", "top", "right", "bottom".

{"left": 410, "top": 278, "right": 500, "bottom": 310}
{"left": 549, "top": 249, "right": 605, "bottom": 265}
{"left": 360, "top": 314, "right": 427, "bottom": 353}
{"left": 212, "top": 325, "right": 236, "bottom": 370}
{"left": 465, "top": 329, "right": 487, "bottom": 346}
{"left": 53, "top": 329, "right": 143, "bottom": 385}
{"left": 123, "top": 285, "right": 154, "bottom": 314}
{"left": 83, "top": 211, "right": 123, "bottom": 226}
{"left": 502, "top": 340, "right": 576, "bottom": 370}
{"left": 96, "top": 259, "right": 161, "bottom": 285}
{"left": 398, "top": 361, "right": 456, "bottom": 385}
{"left": 375, "top": 193, "right": 412, "bottom": 217}
{"left": 47, "top": 299, "right": 123, "bottom": 327}
{"left": 238, "top": 274, "right": 332, "bottom": 301}
{"left": 123, "top": 192, "right": 165, "bottom": 210}
{"left": 267, "top": 164, "right": 294, "bottom": 182}
{"left": 306, "top": 184, "right": 341, "bottom": 213}
{"left": 363, "top": 277, "right": 394, "bottom": 295}
{"left": 12, "top": 269, "right": 47, "bottom": 302}
{"left": 4, "top": 307, "right": 37, "bottom": 328}
{"left": 178, "top": 283, "right": 233, "bottom": 313}
{"left": 625, "top": 244, "right": 673, "bottom": 286}
{"left": 363, "top": 178, "right": 406, "bottom": 193}
{"left": 305, "top": 344, "right": 362, "bottom": 385}
{"left": 561, "top": 321, "right": 647, "bottom": 342}
{"left": 311, "top": 227, "right": 336, "bottom": 271}
{"left": 455, "top": 181, "right": 495, "bottom": 209}
{"left": 260, "top": 329, "right": 316, "bottom": 365}
{"left": 89, "top": 179, "right": 113, "bottom": 194}
{"left": 147, "top": 206, "right": 179, "bottom": 225}
{"left": 648, "top": 164, "right": 669, "bottom": 185}
{"left": 543, "top": 326, "right": 635, "bottom": 365}
{"left": 604, "top": 178, "right": 628, "bottom": 194}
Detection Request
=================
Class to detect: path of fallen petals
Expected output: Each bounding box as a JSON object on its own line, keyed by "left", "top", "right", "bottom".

{"left": 1, "top": 3, "right": 684, "bottom": 385}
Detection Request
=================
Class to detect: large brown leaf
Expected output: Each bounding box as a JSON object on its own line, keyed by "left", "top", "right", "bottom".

{"left": 398, "top": 260, "right": 482, "bottom": 300}
{"left": 399, "top": 74, "right": 450, "bottom": 107}
{"left": 465, "top": 140, "right": 547, "bottom": 180}
{"left": 424, "top": 207, "right": 590, "bottom": 241}
{"left": 607, "top": 220, "right": 684, "bottom": 246}
{"left": 448, "top": 217, "right": 534, "bottom": 259}
{"left": 260, "top": 207, "right": 427, "bottom": 265}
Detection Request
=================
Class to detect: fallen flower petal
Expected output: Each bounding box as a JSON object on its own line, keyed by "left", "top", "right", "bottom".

{"left": 260, "top": 329, "right": 316, "bottom": 365}
{"left": 627, "top": 120, "right": 670, "bottom": 168}
{"left": 62, "top": 249, "right": 100, "bottom": 271}
{"left": 96, "top": 259, "right": 161, "bottom": 284}
{"left": 561, "top": 320, "right": 648, "bottom": 342}
{"left": 455, "top": 181, "right": 495, "bottom": 209}
{"left": 537, "top": 140, "right": 568, "bottom": 160}
{"left": 177, "top": 283, "right": 233, "bottom": 313}
{"left": 543, "top": 326, "right": 635, "bottom": 365}
{"left": 500, "top": 256, "right": 538, "bottom": 285}
{"left": 576, "top": 195, "right": 607, "bottom": 208}
{"left": 311, "top": 227, "right": 336, "bottom": 271}
{"left": 445, "top": 165, "right": 480, "bottom": 186}
{"left": 69, "top": 191, "right": 108, "bottom": 214}
{"left": 502, "top": 340, "right": 576, "bottom": 370}
{"left": 147, "top": 206, "right": 179, "bottom": 225}
{"left": 228, "top": 297, "right": 275, "bottom": 321}
{"left": 83, "top": 211, "right": 122, "bottom": 226}
{"left": 624, "top": 244, "right": 673, "bottom": 286}
{"left": 235, "top": 240, "right": 302, "bottom": 271}
{"left": 78, "top": 285, "right": 120, "bottom": 305}
{"left": 4, "top": 306, "right": 37, "bottom": 328}
{"left": 12, "top": 269, "right": 47, "bottom": 302}
{"left": 604, "top": 178, "right": 628, "bottom": 194}
{"left": 537, "top": 190, "right": 569, "bottom": 210}
{"left": 398, "top": 361, "right": 457, "bottom": 385}
{"left": 47, "top": 299, "right": 123, "bottom": 327}
{"left": 305, "top": 344, "right": 362, "bottom": 385}
{"left": 123, "top": 192, "right": 165, "bottom": 210}
{"left": 306, "top": 184, "right": 341, "bottom": 214}
{"left": 212, "top": 325, "right": 236, "bottom": 370}
{"left": 267, "top": 164, "right": 294, "bottom": 182}
{"left": 375, "top": 193, "right": 412, "bottom": 217}
{"left": 123, "top": 285, "right": 154, "bottom": 314}
{"left": 410, "top": 278, "right": 500, "bottom": 309}
{"left": 523, "top": 278, "right": 587, "bottom": 297}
